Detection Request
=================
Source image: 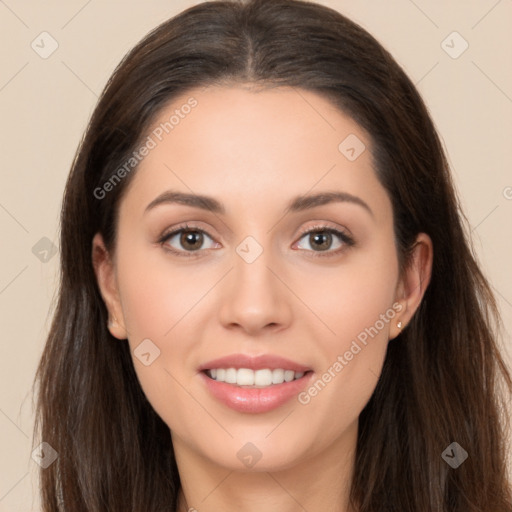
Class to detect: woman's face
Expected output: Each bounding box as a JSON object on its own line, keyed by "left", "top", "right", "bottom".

{"left": 94, "top": 85, "right": 427, "bottom": 473}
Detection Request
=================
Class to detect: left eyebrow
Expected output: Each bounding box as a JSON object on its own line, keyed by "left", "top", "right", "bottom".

{"left": 144, "top": 190, "right": 373, "bottom": 218}
{"left": 284, "top": 191, "right": 374, "bottom": 218}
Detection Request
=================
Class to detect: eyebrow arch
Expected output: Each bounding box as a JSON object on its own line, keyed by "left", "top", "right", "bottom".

{"left": 144, "top": 190, "right": 373, "bottom": 217}
{"left": 285, "top": 191, "right": 373, "bottom": 217}
{"left": 145, "top": 191, "right": 226, "bottom": 215}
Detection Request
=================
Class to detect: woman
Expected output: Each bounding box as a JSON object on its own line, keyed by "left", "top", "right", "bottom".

{"left": 33, "top": 0, "right": 512, "bottom": 510}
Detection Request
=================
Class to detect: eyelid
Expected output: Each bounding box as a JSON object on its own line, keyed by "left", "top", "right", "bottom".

{"left": 295, "top": 221, "right": 352, "bottom": 240}
{"left": 157, "top": 221, "right": 355, "bottom": 258}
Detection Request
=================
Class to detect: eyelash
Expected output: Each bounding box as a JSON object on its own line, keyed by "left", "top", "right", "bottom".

{"left": 157, "top": 222, "right": 355, "bottom": 259}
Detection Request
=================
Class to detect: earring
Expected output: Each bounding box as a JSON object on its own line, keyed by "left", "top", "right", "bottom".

{"left": 397, "top": 321, "right": 402, "bottom": 329}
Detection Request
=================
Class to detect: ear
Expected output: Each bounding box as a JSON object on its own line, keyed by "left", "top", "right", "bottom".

{"left": 91, "top": 232, "right": 128, "bottom": 339}
{"left": 389, "top": 232, "right": 433, "bottom": 339}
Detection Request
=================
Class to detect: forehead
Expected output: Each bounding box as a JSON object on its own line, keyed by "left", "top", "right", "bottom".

{"left": 120, "top": 85, "right": 390, "bottom": 220}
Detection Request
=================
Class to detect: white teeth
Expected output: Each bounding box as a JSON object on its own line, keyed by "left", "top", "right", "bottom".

{"left": 272, "top": 368, "right": 284, "bottom": 384}
{"left": 284, "top": 370, "right": 295, "bottom": 382}
{"left": 225, "top": 368, "right": 237, "bottom": 384}
{"left": 206, "top": 368, "right": 307, "bottom": 387}
{"left": 237, "top": 368, "right": 254, "bottom": 386}
{"left": 254, "top": 369, "right": 272, "bottom": 386}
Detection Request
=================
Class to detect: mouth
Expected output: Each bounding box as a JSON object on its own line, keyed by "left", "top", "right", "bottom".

{"left": 202, "top": 368, "right": 312, "bottom": 388}
{"left": 198, "top": 354, "right": 314, "bottom": 413}
{"left": 199, "top": 368, "right": 314, "bottom": 413}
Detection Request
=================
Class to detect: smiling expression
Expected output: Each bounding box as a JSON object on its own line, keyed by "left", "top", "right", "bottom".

{"left": 93, "top": 84, "right": 424, "bottom": 472}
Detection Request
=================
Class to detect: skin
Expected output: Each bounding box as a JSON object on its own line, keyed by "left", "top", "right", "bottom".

{"left": 93, "top": 85, "right": 432, "bottom": 512}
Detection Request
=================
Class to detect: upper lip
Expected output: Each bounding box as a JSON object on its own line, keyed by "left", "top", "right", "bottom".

{"left": 198, "top": 353, "right": 312, "bottom": 372}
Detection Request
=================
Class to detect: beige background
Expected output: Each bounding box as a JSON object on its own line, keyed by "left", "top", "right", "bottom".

{"left": 0, "top": 0, "right": 511, "bottom": 510}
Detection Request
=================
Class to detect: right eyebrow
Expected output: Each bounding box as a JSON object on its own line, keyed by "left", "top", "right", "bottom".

{"left": 144, "top": 190, "right": 225, "bottom": 215}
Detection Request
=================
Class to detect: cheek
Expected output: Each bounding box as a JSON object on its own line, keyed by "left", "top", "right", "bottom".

{"left": 116, "top": 242, "right": 212, "bottom": 338}
{"left": 114, "top": 243, "right": 217, "bottom": 422}
{"left": 299, "top": 238, "right": 399, "bottom": 347}
{"left": 291, "top": 240, "right": 399, "bottom": 427}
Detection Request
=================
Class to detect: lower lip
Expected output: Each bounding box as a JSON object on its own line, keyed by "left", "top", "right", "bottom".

{"left": 199, "top": 371, "right": 314, "bottom": 413}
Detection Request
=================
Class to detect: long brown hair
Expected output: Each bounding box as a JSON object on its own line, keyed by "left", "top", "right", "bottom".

{"left": 33, "top": 0, "right": 512, "bottom": 510}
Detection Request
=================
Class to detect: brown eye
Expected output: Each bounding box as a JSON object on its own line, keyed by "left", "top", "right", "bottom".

{"left": 159, "top": 224, "right": 218, "bottom": 257}
{"left": 308, "top": 231, "right": 333, "bottom": 251}
{"left": 178, "top": 230, "right": 204, "bottom": 251}
{"left": 295, "top": 227, "right": 354, "bottom": 255}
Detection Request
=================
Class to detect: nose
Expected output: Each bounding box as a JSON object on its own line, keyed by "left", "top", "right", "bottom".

{"left": 217, "top": 245, "right": 293, "bottom": 336}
